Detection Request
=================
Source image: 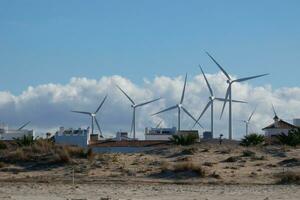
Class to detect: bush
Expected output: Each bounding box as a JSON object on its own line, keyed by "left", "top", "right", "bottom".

{"left": 240, "top": 133, "right": 264, "bottom": 146}
{"left": 276, "top": 171, "right": 300, "bottom": 184}
{"left": 172, "top": 162, "right": 206, "bottom": 177}
{"left": 170, "top": 134, "right": 198, "bottom": 146}
{"left": 14, "top": 135, "right": 34, "bottom": 147}
{"left": 276, "top": 128, "right": 300, "bottom": 146}
{"left": 0, "top": 141, "right": 7, "bottom": 150}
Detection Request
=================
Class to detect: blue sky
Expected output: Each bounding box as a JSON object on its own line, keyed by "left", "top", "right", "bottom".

{"left": 0, "top": 0, "right": 299, "bottom": 94}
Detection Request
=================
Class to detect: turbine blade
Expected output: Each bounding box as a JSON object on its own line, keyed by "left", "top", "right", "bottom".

{"left": 272, "top": 104, "right": 278, "bottom": 117}
{"left": 130, "top": 110, "right": 135, "bottom": 134}
{"left": 220, "top": 87, "right": 230, "bottom": 119}
{"left": 180, "top": 73, "right": 188, "bottom": 104}
{"left": 193, "top": 101, "right": 211, "bottom": 128}
{"left": 136, "top": 97, "right": 161, "bottom": 107}
{"left": 18, "top": 121, "right": 31, "bottom": 130}
{"left": 152, "top": 105, "right": 178, "bottom": 116}
{"left": 181, "top": 106, "right": 204, "bottom": 129}
{"left": 94, "top": 117, "right": 102, "bottom": 135}
{"left": 116, "top": 85, "right": 135, "bottom": 105}
{"left": 199, "top": 65, "right": 213, "bottom": 96}
{"left": 156, "top": 120, "right": 163, "bottom": 128}
{"left": 248, "top": 106, "right": 257, "bottom": 122}
{"left": 206, "top": 52, "right": 231, "bottom": 80}
{"left": 215, "top": 97, "right": 247, "bottom": 104}
{"left": 71, "top": 111, "right": 91, "bottom": 115}
{"left": 233, "top": 73, "right": 269, "bottom": 83}
{"left": 95, "top": 95, "right": 108, "bottom": 113}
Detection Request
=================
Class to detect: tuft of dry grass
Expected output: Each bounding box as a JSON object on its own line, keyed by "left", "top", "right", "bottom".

{"left": 276, "top": 171, "right": 300, "bottom": 185}
{"left": 161, "top": 162, "right": 206, "bottom": 177}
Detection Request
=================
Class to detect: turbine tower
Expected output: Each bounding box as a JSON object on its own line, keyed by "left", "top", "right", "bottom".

{"left": 194, "top": 65, "right": 246, "bottom": 138}
{"left": 152, "top": 73, "right": 203, "bottom": 131}
{"left": 72, "top": 95, "right": 108, "bottom": 137}
{"left": 242, "top": 107, "right": 256, "bottom": 136}
{"left": 206, "top": 52, "right": 269, "bottom": 140}
{"left": 116, "top": 85, "right": 161, "bottom": 140}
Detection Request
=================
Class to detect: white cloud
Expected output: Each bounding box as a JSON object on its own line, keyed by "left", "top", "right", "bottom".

{"left": 0, "top": 73, "right": 299, "bottom": 139}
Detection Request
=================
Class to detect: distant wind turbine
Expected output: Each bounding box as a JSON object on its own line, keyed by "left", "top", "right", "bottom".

{"left": 18, "top": 121, "right": 31, "bottom": 130}
{"left": 116, "top": 85, "right": 161, "bottom": 140}
{"left": 152, "top": 73, "right": 203, "bottom": 131}
{"left": 194, "top": 65, "right": 246, "bottom": 138}
{"left": 242, "top": 107, "right": 257, "bottom": 136}
{"left": 72, "top": 95, "right": 108, "bottom": 137}
{"left": 206, "top": 52, "right": 269, "bottom": 140}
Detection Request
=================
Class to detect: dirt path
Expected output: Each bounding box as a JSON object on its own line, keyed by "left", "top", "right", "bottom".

{"left": 0, "top": 182, "right": 299, "bottom": 200}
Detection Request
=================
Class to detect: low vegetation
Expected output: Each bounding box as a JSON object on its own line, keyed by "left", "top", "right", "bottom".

{"left": 0, "top": 138, "right": 93, "bottom": 166}
{"left": 276, "top": 128, "right": 300, "bottom": 147}
{"left": 170, "top": 134, "right": 198, "bottom": 146}
{"left": 276, "top": 171, "right": 300, "bottom": 185}
{"left": 240, "top": 133, "right": 265, "bottom": 146}
{"left": 14, "top": 135, "right": 35, "bottom": 147}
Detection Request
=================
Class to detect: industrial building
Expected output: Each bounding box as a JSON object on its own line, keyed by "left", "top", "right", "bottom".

{"left": 0, "top": 123, "right": 35, "bottom": 141}
{"left": 144, "top": 127, "right": 177, "bottom": 141}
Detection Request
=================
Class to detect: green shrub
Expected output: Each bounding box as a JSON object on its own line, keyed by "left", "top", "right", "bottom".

{"left": 240, "top": 133, "right": 264, "bottom": 146}
{"left": 276, "top": 128, "right": 300, "bottom": 147}
{"left": 0, "top": 141, "right": 7, "bottom": 150}
{"left": 170, "top": 134, "right": 198, "bottom": 146}
{"left": 14, "top": 135, "right": 34, "bottom": 147}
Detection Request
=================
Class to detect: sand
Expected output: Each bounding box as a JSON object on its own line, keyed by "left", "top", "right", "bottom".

{"left": 0, "top": 182, "right": 299, "bottom": 200}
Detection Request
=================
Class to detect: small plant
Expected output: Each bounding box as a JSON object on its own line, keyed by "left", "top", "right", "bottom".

{"left": 14, "top": 135, "right": 35, "bottom": 147}
{"left": 242, "top": 150, "right": 256, "bottom": 157}
{"left": 240, "top": 133, "right": 264, "bottom": 146}
{"left": 276, "top": 171, "right": 300, "bottom": 184}
{"left": 0, "top": 141, "right": 7, "bottom": 150}
{"left": 276, "top": 128, "right": 300, "bottom": 147}
{"left": 172, "top": 162, "right": 206, "bottom": 177}
{"left": 170, "top": 134, "right": 198, "bottom": 146}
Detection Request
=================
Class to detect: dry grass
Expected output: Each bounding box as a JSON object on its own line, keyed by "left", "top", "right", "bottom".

{"left": 276, "top": 171, "right": 300, "bottom": 184}
{"left": 160, "top": 161, "right": 206, "bottom": 178}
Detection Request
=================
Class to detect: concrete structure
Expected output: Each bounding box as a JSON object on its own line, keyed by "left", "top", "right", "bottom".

{"left": 114, "top": 132, "right": 130, "bottom": 141}
{"left": 145, "top": 127, "right": 177, "bottom": 141}
{"left": 203, "top": 131, "right": 213, "bottom": 140}
{"left": 263, "top": 116, "right": 298, "bottom": 137}
{"left": 54, "top": 127, "right": 91, "bottom": 147}
{"left": 0, "top": 124, "right": 35, "bottom": 140}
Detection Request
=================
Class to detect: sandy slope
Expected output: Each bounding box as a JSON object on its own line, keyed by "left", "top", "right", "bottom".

{"left": 0, "top": 182, "right": 299, "bottom": 200}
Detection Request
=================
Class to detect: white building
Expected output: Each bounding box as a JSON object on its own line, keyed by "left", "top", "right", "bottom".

{"left": 145, "top": 127, "right": 177, "bottom": 141}
{"left": 0, "top": 123, "right": 35, "bottom": 140}
{"left": 263, "top": 115, "right": 298, "bottom": 137}
{"left": 55, "top": 127, "right": 92, "bottom": 147}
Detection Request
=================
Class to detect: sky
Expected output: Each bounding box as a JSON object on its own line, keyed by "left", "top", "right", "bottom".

{"left": 0, "top": 1, "right": 300, "bottom": 138}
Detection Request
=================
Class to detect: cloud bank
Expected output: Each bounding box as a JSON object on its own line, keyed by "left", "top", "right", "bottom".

{"left": 0, "top": 73, "right": 299, "bottom": 139}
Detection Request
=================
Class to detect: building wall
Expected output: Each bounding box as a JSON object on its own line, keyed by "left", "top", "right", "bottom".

{"left": 55, "top": 134, "right": 88, "bottom": 147}
{"left": 145, "top": 134, "right": 172, "bottom": 141}
{"left": 264, "top": 129, "right": 290, "bottom": 137}
{"left": 0, "top": 130, "right": 34, "bottom": 140}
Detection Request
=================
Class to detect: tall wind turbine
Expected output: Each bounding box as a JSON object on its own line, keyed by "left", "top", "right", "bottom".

{"left": 242, "top": 107, "right": 256, "bottom": 136}
{"left": 206, "top": 52, "right": 269, "bottom": 140}
{"left": 152, "top": 73, "right": 203, "bottom": 131}
{"left": 116, "top": 85, "right": 161, "bottom": 140}
{"left": 194, "top": 65, "right": 246, "bottom": 138}
{"left": 72, "top": 95, "right": 107, "bottom": 137}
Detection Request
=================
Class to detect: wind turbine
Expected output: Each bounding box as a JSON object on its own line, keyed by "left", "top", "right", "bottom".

{"left": 152, "top": 73, "right": 203, "bottom": 131}
{"left": 71, "top": 95, "right": 107, "bottom": 137}
{"left": 194, "top": 65, "right": 246, "bottom": 138}
{"left": 18, "top": 121, "right": 31, "bottom": 130}
{"left": 116, "top": 85, "right": 161, "bottom": 140}
{"left": 242, "top": 107, "right": 256, "bottom": 136}
{"left": 206, "top": 52, "right": 269, "bottom": 140}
